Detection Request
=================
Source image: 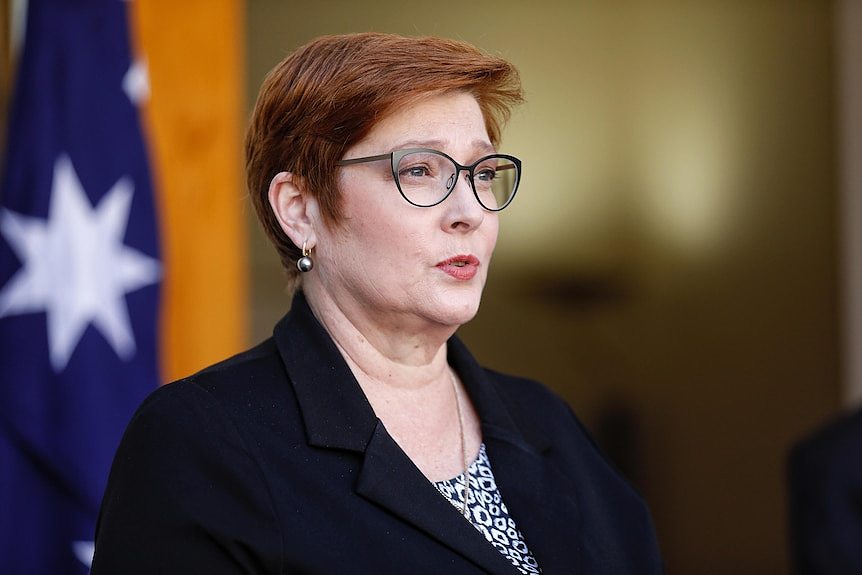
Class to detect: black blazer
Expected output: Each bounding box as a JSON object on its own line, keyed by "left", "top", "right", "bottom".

{"left": 91, "top": 293, "right": 662, "bottom": 574}
{"left": 788, "top": 408, "right": 862, "bottom": 575}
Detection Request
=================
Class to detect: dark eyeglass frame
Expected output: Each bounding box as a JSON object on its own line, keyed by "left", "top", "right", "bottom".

{"left": 335, "top": 147, "right": 522, "bottom": 212}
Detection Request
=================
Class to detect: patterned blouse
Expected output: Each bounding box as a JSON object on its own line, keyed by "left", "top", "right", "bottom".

{"left": 434, "top": 443, "right": 542, "bottom": 574}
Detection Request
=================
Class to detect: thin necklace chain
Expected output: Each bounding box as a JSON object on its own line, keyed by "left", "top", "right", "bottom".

{"left": 449, "top": 369, "right": 472, "bottom": 521}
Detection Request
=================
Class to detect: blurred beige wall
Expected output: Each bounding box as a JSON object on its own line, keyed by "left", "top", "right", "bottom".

{"left": 245, "top": 2, "right": 839, "bottom": 573}
{"left": 839, "top": 0, "right": 862, "bottom": 407}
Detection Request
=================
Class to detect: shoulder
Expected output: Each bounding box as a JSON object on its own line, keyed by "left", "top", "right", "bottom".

{"left": 482, "top": 368, "right": 568, "bottom": 412}
{"left": 480, "top": 367, "right": 627, "bottom": 483}
{"left": 94, "top": 342, "right": 285, "bottom": 573}
{"left": 115, "top": 336, "right": 299, "bottom": 475}
{"left": 142, "top": 337, "right": 291, "bottom": 419}
{"left": 481, "top": 368, "right": 663, "bottom": 569}
{"left": 481, "top": 368, "right": 588, "bottom": 443}
{"left": 790, "top": 408, "right": 862, "bottom": 483}
{"left": 176, "top": 337, "right": 286, "bottom": 396}
{"left": 787, "top": 412, "right": 862, "bottom": 573}
{"left": 118, "top": 337, "right": 284, "bottom": 451}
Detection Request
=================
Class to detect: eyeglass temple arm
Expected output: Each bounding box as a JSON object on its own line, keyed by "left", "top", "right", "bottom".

{"left": 335, "top": 153, "right": 392, "bottom": 166}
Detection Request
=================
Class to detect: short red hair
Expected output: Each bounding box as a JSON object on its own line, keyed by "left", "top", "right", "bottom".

{"left": 245, "top": 32, "right": 523, "bottom": 279}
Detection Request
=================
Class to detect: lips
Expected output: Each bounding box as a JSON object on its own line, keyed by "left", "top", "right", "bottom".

{"left": 436, "top": 254, "right": 480, "bottom": 280}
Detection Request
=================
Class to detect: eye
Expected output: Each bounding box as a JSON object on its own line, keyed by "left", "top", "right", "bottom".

{"left": 400, "top": 165, "right": 432, "bottom": 179}
{"left": 474, "top": 167, "right": 497, "bottom": 183}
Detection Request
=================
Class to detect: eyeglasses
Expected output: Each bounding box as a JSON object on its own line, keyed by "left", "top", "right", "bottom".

{"left": 336, "top": 148, "right": 522, "bottom": 211}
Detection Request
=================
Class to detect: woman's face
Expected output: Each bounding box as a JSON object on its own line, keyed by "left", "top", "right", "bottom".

{"left": 310, "top": 91, "right": 500, "bottom": 332}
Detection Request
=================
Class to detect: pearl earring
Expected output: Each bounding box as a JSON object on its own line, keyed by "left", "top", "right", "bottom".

{"left": 296, "top": 241, "right": 314, "bottom": 273}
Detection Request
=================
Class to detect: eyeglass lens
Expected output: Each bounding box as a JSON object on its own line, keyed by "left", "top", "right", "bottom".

{"left": 395, "top": 151, "right": 518, "bottom": 210}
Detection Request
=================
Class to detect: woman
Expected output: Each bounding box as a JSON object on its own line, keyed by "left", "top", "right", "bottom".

{"left": 91, "top": 33, "right": 662, "bottom": 574}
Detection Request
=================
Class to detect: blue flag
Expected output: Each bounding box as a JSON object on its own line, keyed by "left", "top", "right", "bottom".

{"left": 0, "top": 1, "right": 161, "bottom": 573}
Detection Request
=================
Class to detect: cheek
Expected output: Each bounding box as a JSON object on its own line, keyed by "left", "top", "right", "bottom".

{"left": 483, "top": 217, "right": 500, "bottom": 254}
{"left": 360, "top": 218, "right": 429, "bottom": 268}
{"left": 341, "top": 193, "right": 430, "bottom": 258}
{"left": 331, "top": 203, "right": 415, "bottom": 267}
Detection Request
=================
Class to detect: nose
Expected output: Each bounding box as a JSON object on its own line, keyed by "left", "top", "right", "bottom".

{"left": 442, "top": 169, "right": 485, "bottom": 231}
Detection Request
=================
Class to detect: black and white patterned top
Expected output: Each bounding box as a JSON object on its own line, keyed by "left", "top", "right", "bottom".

{"left": 434, "top": 443, "right": 542, "bottom": 574}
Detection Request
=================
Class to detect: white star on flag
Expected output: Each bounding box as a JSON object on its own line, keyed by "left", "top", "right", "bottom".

{"left": 72, "top": 541, "right": 95, "bottom": 568}
{"left": 0, "top": 154, "right": 161, "bottom": 372}
{"left": 122, "top": 58, "right": 150, "bottom": 105}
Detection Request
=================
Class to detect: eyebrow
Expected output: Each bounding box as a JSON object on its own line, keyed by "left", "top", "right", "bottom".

{"left": 387, "top": 139, "right": 496, "bottom": 156}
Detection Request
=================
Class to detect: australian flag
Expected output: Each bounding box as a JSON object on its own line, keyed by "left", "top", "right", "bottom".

{"left": 0, "top": 1, "right": 162, "bottom": 573}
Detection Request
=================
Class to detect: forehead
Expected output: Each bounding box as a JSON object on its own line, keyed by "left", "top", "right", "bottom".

{"left": 352, "top": 92, "right": 492, "bottom": 156}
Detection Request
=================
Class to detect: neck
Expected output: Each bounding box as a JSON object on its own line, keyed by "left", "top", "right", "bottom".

{"left": 300, "top": 283, "right": 483, "bottom": 484}
{"left": 302, "top": 283, "right": 456, "bottom": 390}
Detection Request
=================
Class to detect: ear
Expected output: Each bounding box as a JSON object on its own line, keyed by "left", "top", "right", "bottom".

{"left": 267, "top": 171, "right": 318, "bottom": 249}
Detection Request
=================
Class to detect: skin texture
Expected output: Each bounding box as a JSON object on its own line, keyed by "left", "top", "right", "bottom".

{"left": 268, "top": 92, "right": 499, "bottom": 480}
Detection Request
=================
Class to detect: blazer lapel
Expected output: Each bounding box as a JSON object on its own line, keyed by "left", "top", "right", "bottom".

{"left": 357, "top": 420, "right": 525, "bottom": 575}
{"left": 449, "top": 337, "right": 584, "bottom": 575}
{"left": 482, "top": 426, "right": 584, "bottom": 574}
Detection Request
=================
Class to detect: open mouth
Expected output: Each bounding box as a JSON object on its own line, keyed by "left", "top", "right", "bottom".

{"left": 437, "top": 254, "right": 479, "bottom": 268}
{"left": 436, "top": 255, "right": 480, "bottom": 280}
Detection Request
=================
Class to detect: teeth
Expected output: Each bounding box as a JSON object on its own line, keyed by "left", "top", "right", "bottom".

{"left": 452, "top": 261, "right": 466, "bottom": 267}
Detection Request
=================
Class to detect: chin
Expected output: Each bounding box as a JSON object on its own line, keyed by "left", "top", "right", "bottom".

{"left": 434, "top": 292, "right": 483, "bottom": 327}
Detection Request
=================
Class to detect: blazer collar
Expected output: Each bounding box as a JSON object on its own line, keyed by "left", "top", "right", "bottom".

{"left": 273, "top": 291, "right": 378, "bottom": 452}
{"left": 274, "top": 292, "right": 581, "bottom": 574}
